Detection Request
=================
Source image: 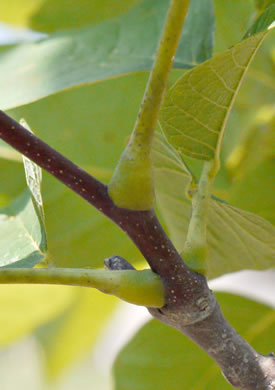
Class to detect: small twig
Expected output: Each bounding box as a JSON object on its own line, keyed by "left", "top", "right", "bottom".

{"left": 108, "top": 0, "right": 190, "bottom": 210}
{"left": 130, "top": 0, "right": 190, "bottom": 149}
{"left": 0, "top": 267, "right": 164, "bottom": 307}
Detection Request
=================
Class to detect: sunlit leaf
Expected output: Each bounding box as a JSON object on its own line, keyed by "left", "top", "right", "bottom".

{"left": 0, "top": 0, "right": 142, "bottom": 31}
{"left": 0, "top": 0, "right": 215, "bottom": 110}
{"left": 229, "top": 159, "right": 275, "bottom": 226}
{"left": 159, "top": 29, "right": 273, "bottom": 163}
{"left": 30, "top": 0, "right": 142, "bottom": 33}
{"left": 0, "top": 0, "right": 42, "bottom": 27}
{"left": 0, "top": 139, "right": 21, "bottom": 162}
{"left": 0, "top": 284, "right": 74, "bottom": 345}
{"left": 0, "top": 148, "right": 47, "bottom": 268}
{"left": 113, "top": 293, "right": 275, "bottom": 390}
{"left": 37, "top": 288, "right": 117, "bottom": 379}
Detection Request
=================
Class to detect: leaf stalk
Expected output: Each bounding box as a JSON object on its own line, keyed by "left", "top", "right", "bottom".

{"left": 108, "top": 0, "right": 190, "bottom": 210}
{"left": 0, "top": 267, "right": 165, "bottom": 308}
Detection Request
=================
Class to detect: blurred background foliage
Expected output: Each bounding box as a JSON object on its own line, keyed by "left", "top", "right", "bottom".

{"left": 0, "top": 0, "right": 274, "bottom": 389}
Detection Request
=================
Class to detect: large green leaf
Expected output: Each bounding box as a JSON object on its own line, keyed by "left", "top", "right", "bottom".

{"left": 214, "top": 4, "right": 275, "bottom": 167}
{"left": 159, "top": 28, "right": 273, "bottom": 163}
{"left": 0, "top": 0, "right": 215, "bottom": 110}
{"left": 174, "top": 0, "right": 214, "bottom": 68}
{"left": 229, "top": 159, "right": 275, "bottom": 226}
{"left": 255, "top": 0, "right": 275, "bottom": 12}
{"left": 0, "top": 284, "right": 74, "bottom": 345}
{"left": 0, "top": 152, "right": 47, "bottom": 268}
{"left": 30, "top": 0, "right": 142, "bottom": 33}
{"left": 36, "top": 288, "right": 117, "bottom": 380}
{"left": 0, "top": 0, "right": 141, "bottom": 31}
{"left": 244, "top": 5, "right": 275, "bottom": 38}
{"left": 214, "top": 0, "right": 256, "bottom": 53}
{"left": 113, "top": 293, "right": 275, "bottom": 390}
{"left": 0, "top": 139, "right": 21, "bottom": 162}
{"left": 153, "top": 132, "right": 275, "bottom": 278}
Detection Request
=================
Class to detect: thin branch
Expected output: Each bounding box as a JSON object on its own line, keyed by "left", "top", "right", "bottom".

{"left": 130, "top": 0, "right": 190, "bottom": 149}
{"left": 108, "top": 0, "right": 190, "bottom": 210}
{"left": 0, "top": 110, "right": 207, "bottom": 309}
{"left": 0, "top": 267, "right": 164, "bottom": 307}
{"left": 0, "top": 110, "right": 110, "bottom": 212}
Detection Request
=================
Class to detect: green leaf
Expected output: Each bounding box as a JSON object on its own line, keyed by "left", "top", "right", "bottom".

{"left": 0, "top": 0, "right": 142, "bottom": 31}
{"left": 229, "top": 160, "right": 275, "bottom": 226}
{"left": 113, "top": 293, "right": 275, "bottom": 390}
{"left": 0, "top": 0, "right": 215, "bottom": 110}
{"left": 0, "top": 151, "right": 47, "bottom": 268}
{"left": 153, "top": 132, "right": 275, "bottom": 278}
{"left": 214, "top": 0, "right": 256, "bottom": 53}
{"left": 36, "top": 288, "right": 117, "bottom": 379}
{"left": 0, "top": 139, "right": 22, "bottom": 162}
{"left": 255, "top": 0, "right": 275, "bottom": 12}
{"left": 159, "top": 29, "right": 273, "bottom": 163}
{"left": 244, "top": 5, "right": 275, "bottom": 38}
{"left": 174, "top": 0, "right": 215, "bottom": 68}
{"left": 0, "top": 284, "right": 74, "bottom": 346}
{"left": 30, "top": 0, "right": 142, "bottom": 33}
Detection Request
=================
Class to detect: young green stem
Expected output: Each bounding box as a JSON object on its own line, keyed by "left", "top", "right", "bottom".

{"left": 0, "top": 268, "right": 164, "bottom": 308}
{"left": 181, "top": 160, "right": 216, "bottom": 274}
{"left": 108, "top": 0, "right": 190, "bottom": 210}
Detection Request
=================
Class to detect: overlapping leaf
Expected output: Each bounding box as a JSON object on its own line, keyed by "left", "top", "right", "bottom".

{"left": 0, "top": 284, "right": 74, "bottom": 345}
{"left": 0, "top": 0, "right": 215, "bottom": 110}
{"left": 29, "top": 0, "right": 142, "bottom": 33}
{"left": 0, "top": 0, "right": 141, "bottom": 32}
{"left": 113, "top": 293, "right": 275, "bottom": 390}
{"left": 153, "top": 132, "right": 275, "bottom": 278}
{"left": 36, "top": 288, "right": 117, "bottom": 379}
{"left": 214, "top": 0, "right": 256, "bottom": 52}
{"left": 159, "top": 28, "right": 274, "bottom": 163}
{"left": 244, "top": 5, "right": 275, "bottom": 38}
{"left": 0, "top": 150, "right": 47, "bottom": 268}
{"left": 255, "top": 0, "right": 275, "bottom": 12}
{"left": 229, "top": 160, "right": 275, "bottom": 226}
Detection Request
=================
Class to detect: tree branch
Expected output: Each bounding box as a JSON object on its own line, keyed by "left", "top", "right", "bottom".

{"left": 0, "top": 110, "right": 208, "bottom": 308}
{"left": 1, "top": 112, "right": 274, "bottom": 389}
{"left": 0, "top": 0, "right": 274, "bottom": 386}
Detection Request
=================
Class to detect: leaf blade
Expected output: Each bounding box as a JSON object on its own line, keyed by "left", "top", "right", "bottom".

{"left": 0, "top": 0, "right": 215, "bottom": 110}
{"left": 159, "top": 29, "right": 273, "bottom": 163}
{"left": 0, "top": 150, "right": 47, "bottom": 268}
{"left": 153, "top": 132, "right": 275, "bottom": 279}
